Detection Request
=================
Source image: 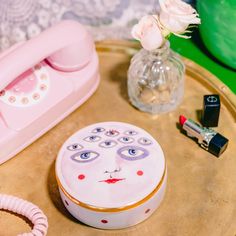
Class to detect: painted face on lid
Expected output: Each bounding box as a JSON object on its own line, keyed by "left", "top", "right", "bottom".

{"left": 56, "top": 122, "right": 165, "bottom": 209}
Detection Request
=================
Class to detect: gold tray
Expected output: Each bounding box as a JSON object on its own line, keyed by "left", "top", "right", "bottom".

{"left": 1, "top": 41, "right": 236, "bottom": 236}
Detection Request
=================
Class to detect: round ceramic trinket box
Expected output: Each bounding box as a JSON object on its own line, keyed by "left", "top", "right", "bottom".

{"left": 56, "top": 122, "right": 167, "bottom": 229}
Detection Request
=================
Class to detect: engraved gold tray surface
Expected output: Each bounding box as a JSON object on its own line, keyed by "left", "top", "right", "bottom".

{"left": 0, "top": 41, "right": 236, "bottom": 236}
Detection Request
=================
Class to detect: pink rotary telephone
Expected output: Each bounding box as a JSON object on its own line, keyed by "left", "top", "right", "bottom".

{"left": 0, "top": 20, "right": 100, "bottom": 164}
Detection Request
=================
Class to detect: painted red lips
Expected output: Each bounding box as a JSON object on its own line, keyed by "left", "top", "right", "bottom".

{"left": 99, "top": 178, "right": 125, "bottom": 184}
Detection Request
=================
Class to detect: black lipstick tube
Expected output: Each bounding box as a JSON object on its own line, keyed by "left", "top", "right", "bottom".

{"left": 180, "top": 115, "right": 228, "bottom": 157}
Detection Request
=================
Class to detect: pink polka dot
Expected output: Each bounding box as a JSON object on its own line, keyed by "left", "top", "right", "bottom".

{"left": 21, "top": 97, "right": 29, "bottom": 104}
{"left": 33, "top": 93, "right": 40, "bottom": 100}
{"left": 40, "top": 74, "right": 47, "bottom": 80}
{"left": 145, "top": 209, "right": 151, "bottom": 214}
{"left": 40, "top": 84, "right": 47, "bottom": 91}
{"left": 101, "top": 219, "right": 108, "bottom": 224}
{"left": 78, "top": 174, "right": 85, "bottom": 180}
{"left": 9, "top": 96, "right": 16, "bottom": 103}
{"left": 137, "top": 170, "right": 143, "bottom": 176}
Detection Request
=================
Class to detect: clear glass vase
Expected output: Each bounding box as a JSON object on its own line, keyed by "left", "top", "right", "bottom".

{"left": 127, "top": 41, "right": 185, "bottom": 114}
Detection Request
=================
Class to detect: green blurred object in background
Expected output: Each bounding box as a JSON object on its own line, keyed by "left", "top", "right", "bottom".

{"left": 197, "top": 0, "right": 236, "bottom": 70}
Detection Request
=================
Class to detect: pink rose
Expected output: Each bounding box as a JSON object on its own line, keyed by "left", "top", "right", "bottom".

{"left": 131, "top": 15, "right": 164, "bottom": 51}
{"left": 159, "top": 0, "right": 201, "bottom": 34}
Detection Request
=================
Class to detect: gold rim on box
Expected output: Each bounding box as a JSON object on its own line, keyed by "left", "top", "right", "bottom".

{"left": 56, "top": 165, "right": 166, "bottom": 213}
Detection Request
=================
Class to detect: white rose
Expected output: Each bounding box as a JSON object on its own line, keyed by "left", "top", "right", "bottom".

{"left": 131, "top": 15, "right": 164, "bottom": 51}
{"left": 159, "top": 0, "right": 200, "bottom": 34}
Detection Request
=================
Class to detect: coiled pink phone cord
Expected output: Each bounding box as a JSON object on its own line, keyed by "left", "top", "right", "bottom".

{"left": 0, "top": 194, "right": 48, "bottom": 236}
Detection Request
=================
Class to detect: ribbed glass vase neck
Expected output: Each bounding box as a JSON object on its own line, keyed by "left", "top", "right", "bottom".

{"left": 147, "top": 41, "right": 170, "bottom": 60}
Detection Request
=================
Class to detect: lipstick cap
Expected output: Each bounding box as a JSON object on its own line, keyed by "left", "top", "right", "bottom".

{"left": 208, "top": 133, "right": 228, "bottom": 157}
{"left": 202, "top": 95, "right": 220, "bottom": 127}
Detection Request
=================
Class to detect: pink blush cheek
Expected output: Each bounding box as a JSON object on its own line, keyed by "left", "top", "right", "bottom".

{"left": 78, "top": 174, "right": 86, "bottom": 180}
{"left": 137, "top": 170, "right": 144, "bottom": 176}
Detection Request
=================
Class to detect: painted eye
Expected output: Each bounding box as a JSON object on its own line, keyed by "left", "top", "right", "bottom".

{"left": 99, "top": 140, "right": 117, "bottom": 148}
{"left": 84, "top": 135, "right": 101, "bottom": 142}
{"left": 105, "top": 130, "right": 119, "bottom": 137}
{"left": 117, "top": 146, "right": 149, "bottom": 161}
{"left": 118, "top": 136, "right": 134, "bottom": 144}
{"left": 67, "top": 143, "right": 83, "bottom": 151}
{"left": 124, "top": 130, "right": 138, "bottom": 136}
{"left": 71, "top": 150, "right": 99, "bottom": 163}
{"left": 92, "top": 127, "right": 105, "bottom": 133}
{"left": 138, "top": 137, "right": 152, "bottom": 146}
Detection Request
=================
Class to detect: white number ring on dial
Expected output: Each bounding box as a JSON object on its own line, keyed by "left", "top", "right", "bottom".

{"left": 0, "top": 63, "right": 50, "bottom": 107}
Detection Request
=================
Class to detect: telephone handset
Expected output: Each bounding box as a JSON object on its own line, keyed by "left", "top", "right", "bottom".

{"left": 0, "top": 20, "right": 100, "bottom": 164}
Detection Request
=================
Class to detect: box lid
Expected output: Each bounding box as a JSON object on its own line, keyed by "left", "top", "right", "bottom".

{"left": 56, "top": 122, "right": 165, "bottom": 209}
